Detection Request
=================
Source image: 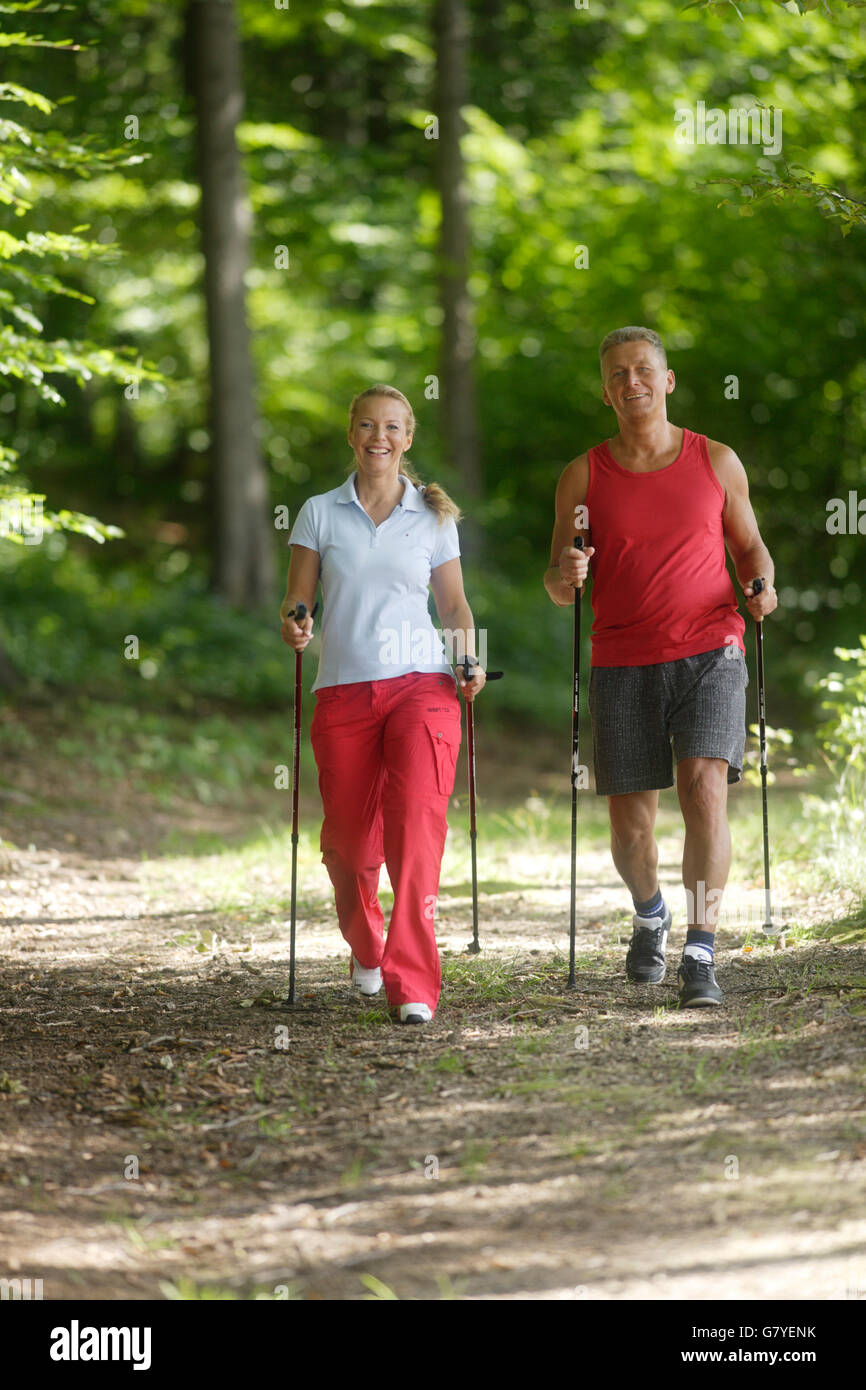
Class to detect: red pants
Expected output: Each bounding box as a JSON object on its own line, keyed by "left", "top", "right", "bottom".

{"left": 310, "top": 672, "right": 462, "bottom": 1009}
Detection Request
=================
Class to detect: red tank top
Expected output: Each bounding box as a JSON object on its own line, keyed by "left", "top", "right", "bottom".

{"left": 585, "top": 428, "right": 745, "bottom": 667}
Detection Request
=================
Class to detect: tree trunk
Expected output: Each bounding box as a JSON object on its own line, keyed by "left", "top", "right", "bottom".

{"left": 433, "top": 0, "right": 482, "bottom": 561}
{"left": 0, "top": 638, "right": 21, "bottom": 691}
{"left": 185, "top": 0, "right": 274, "bottom": 608}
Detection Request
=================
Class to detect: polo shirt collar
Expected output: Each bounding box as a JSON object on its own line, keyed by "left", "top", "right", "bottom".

{"left": 336, "top": 472, "right": 425, "bottom": 512}
{"left": 398, "top": 476, "right": 425, "bottom": 511}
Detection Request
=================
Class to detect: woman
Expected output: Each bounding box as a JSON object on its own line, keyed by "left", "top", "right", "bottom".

{"left": 280, "top": 384, "right": 487, "bottom": 1024}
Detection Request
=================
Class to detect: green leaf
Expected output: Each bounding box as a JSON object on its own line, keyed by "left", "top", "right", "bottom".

{"left": 360, "top": 1274, "right": 400, "bottom": 1300}
{"left": 0, "top": 81, "right": 53, "bottom": 113}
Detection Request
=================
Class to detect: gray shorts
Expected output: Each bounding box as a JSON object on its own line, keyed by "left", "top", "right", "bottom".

{"left": 588, "top": 646, "right": 748, "bottom": 797}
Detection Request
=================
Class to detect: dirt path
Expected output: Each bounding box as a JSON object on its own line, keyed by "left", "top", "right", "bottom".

{"left": 1, "top": 731, "right": 865, "bottom": 1302}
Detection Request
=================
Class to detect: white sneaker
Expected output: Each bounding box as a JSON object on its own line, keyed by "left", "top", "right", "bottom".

{"left": 351, "top": 955, "right": 382, "bottom": 996}
{"left": 399, "top": 1002, "right": 433, "bottom": 1025}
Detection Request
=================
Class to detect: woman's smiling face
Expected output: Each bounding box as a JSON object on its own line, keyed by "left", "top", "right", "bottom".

{"left": 349, "top": 396, "right": 414, "bottom": 476}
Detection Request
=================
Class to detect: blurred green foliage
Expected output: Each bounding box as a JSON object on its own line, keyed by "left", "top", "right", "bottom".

{"left": 0, "top": 0, "right": 863, "bottom": 729}
{"left": 806, "top": 639, "right": 866, "bottom": 877}
{"left": 0, "top": 540, "right": 293, "bottom": 706}
{"left": 0, "top": 5, "right": 163, "bottom": 555}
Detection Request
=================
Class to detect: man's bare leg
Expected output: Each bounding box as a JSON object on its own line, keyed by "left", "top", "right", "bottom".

{"left": 608, "top": 790, "right": 672, "bottom": 984}
{"left": 676, "top": 757, "right": 731, "bottom": 933}
{"left": 608, "top": 789, "right": 660, "bottom": 901}
{"left": 675, "top": 756, "right": 729, "bottom": 1006}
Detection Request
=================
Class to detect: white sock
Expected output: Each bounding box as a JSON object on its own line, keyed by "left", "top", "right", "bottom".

{"left": 633, "top": 898, "right": 668, "bottom": 928}
{"left": 683, "top": 943, "right": 714, "bottom": 963}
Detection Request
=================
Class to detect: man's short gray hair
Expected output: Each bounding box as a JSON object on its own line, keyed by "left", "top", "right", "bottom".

{"left": 599, "top": 326, "right": 667, "bottom": 373}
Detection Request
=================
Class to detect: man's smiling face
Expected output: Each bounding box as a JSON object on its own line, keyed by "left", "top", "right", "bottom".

{"left": 601, "top": 340, "right": 675, "bottom": 421}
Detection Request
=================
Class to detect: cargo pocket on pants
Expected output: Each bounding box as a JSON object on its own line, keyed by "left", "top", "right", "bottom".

{"left": 424, "top": 719, "right": 461, "bottom": 796}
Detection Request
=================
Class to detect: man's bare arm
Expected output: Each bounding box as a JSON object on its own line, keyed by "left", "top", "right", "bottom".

{"left": 707, "top": 439, "right": 778, "bottom": 620}
{"left": 544, "top": 453, "right": 593, "bottom": 606}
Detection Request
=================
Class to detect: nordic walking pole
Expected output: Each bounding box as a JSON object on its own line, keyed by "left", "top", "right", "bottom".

{"left": 751, "top": 578, "right": 776, "bottom": 938}
{"left": 569, "top": 537, "right": 585, "bottom": 989}
{"left": 286, "top": 600, "right": 317, "bottom": 1004}
{"left": 459, "top": 654, "right": 504, "bottom": 955}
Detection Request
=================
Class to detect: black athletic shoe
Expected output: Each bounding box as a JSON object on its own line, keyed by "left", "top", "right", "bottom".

{"left": 677, "top": 954, "right": 723, "bottom": 1008}
{"left": 625, "top": 907, "right": 672, "bottom": 984}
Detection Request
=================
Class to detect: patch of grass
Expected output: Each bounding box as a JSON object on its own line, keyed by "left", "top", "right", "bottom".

{"left": 495, "top": 1070, "right": 561, "bottom": 1099}
{"left": 734, "top": 1032, "right": 790, "bottom": 1068}
{"left": 358, "top": 1273, "right": 467, "bottom": 1300}
{"left": 252, "top": 1282, "right": 306, "bottom": 1300}
{"left": 631, "top": 1113, "right": 655, "bottom": 1135}
{"left": 557, "top": 1135, "right": 610, "bottom": 1161}
{"left": 816, "top": 904, "right": 866, "bottom": 944}
{"left": 459, "top": 1140, "right": 492, "bottom": 1178}
{"left": 432, "top": 1051, "right": 466, "bottom": 1074}
{"left": 283, "top": 1086, "right": 317, "bottom": 1116}
{"left": 118, "top": 1219, "right": 178, "bottom": 1254}
{"left": 441, "top": 952, "right": 579, "bottom": 1007}
{"left": 258, "top": 1113, "right": 293, "bottom": 1139}
{"left": 497, "top": 1071, "right": 654, "bottom": 1116}
{"left": 433, "top": 1274, "right": 467, "bottom": 1300}
{"left": 509, "top": 1036, "right": 548, "bottom": 1060}
{"left": 160, "top": 1277, "right": 239, "bottom": 1300}
{"left": 146, "top": 1098, "right": 214, "bottom": 1132}
{"left": 160, "top": 1276, "right": 302, "bottom": 1300}
{"left": 484, "top": 798, "right": 613, "bottom": 846}
{"left": 441, "top": 954, "right": 523, "bottom": 1002}
{"left": 54, "top": 701, "right": 308, "bottom": 809}
{"left": 353, "top": 1006, "right": 393, "bottom": 1029}
{"left": 359, "top": 1274, "right": 399, "bottom": 1300}
{"left": 340, "top": 1155, "right": 373, "bottom": 1188}
{"left": 600, "top": 1174, "right": 631, "bottom": 1202}
{"left": 688, "top": 1056, "right": 736, "bottom": 1096}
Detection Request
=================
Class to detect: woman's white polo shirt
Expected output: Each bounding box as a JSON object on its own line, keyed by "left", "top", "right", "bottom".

{"left": 288, "top": 473, "right": 461, "bottom": 691}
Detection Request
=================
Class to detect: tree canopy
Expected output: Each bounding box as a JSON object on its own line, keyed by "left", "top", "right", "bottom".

{"left": 0, "top": 0, "right": 863, "bottom": 725}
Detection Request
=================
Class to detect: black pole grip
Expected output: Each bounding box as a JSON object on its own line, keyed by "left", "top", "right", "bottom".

{"left": 288, "top": 601, "right": 318, "bottom": 623}
{"left": 459, "top": 656, "right": 504, "bottom": 681}
{"left": 572, "top": 534, "right": 586, "bottom": 593}
{"left": 752, "top": 578, "right": 764, "bottom": 596}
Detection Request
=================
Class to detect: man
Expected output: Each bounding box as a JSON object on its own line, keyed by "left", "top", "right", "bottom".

{"left": 544, "top": 327, "right": 778, "bottom": 1007}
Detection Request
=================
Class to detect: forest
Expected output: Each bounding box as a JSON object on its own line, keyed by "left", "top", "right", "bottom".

{"left": 0, "top": 0, "right": 864, "bottom": 1319}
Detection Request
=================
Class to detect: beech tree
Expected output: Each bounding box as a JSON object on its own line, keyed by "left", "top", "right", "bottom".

{"left": 185, "top": 0, "right": 274, "bottom": 608}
